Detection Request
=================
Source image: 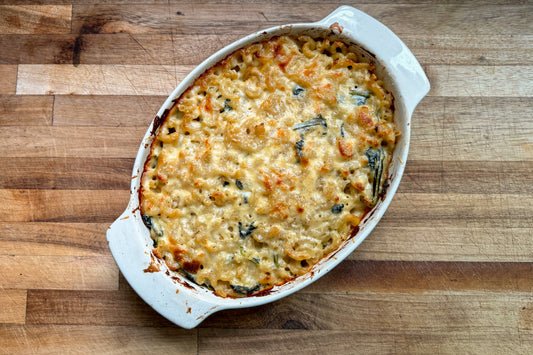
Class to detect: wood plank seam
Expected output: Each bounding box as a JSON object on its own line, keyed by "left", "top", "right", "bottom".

{"left": 15, "top": 64, "right": 18, "bottom": 96}
{"left": 51, "top": 95, "right": 55, "bottom": 125}
{"left": 25, "top": 288, "right": 28, "bottom": 325}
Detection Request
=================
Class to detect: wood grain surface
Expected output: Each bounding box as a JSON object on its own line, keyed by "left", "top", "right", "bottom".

{"left": 0, "top": 1, "right": 532, "bottom": 354}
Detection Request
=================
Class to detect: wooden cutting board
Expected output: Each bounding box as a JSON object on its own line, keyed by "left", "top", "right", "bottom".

{"left": 0, "top": 1, "right": 532, "bottom": 353}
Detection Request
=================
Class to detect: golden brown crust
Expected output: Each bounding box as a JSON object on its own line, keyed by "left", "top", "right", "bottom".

{"left": 140, "top": 35, "right": 397, "bottom": 297}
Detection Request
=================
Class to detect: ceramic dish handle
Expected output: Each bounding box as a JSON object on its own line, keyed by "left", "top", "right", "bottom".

{"left": 318, "top": 5, "right": 430, "bottom": 116}
{"left": 107, "top": 208, "right": 223, "bottom": 329}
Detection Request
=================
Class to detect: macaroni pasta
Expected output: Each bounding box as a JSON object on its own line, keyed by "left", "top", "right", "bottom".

{"left": 140, "top": 35, "right": 397, "bottom": 297}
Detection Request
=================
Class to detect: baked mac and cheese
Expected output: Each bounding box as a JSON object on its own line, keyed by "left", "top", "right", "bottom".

{"left": 140, "top": 35, "right": 397, "bottom": 297}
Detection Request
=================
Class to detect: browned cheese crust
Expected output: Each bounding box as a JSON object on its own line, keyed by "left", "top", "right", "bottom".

{"left": 140, "top": 35, "right": 397, "bottom": 297}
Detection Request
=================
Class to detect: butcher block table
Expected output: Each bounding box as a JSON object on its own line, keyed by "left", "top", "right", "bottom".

{"left": 0, "top": 1, "right": 532, "bottom": 353}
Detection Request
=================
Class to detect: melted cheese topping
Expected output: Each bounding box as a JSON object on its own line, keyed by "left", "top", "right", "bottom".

{"left": 140, "top": 35, "right": 397, "bottom": 297}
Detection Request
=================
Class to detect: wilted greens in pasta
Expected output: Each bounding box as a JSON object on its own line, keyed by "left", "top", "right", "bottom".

{"left": 140, "top": 35, "right": 397, "bottom": 298}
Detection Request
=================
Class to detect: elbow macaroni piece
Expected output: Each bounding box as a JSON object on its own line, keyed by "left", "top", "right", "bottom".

{"left": 140, "top": 35, "right": 397, "bottom": 298}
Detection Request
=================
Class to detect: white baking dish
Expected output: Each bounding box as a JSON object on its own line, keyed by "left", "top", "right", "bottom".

{"left": 107, "top": 5, "right": 429, "bottom": 329}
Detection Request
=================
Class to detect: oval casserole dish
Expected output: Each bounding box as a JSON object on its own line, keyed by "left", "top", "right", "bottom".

{"left": 107, "top": 5, "right": 430, "bottom": 329}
